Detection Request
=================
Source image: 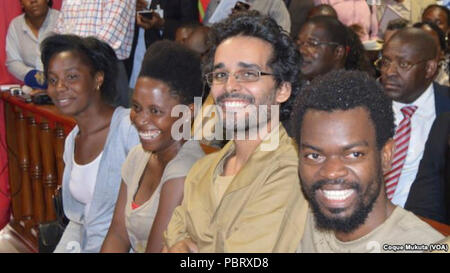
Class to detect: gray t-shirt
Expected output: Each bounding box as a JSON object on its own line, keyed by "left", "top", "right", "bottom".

{"left": 122, "top": 140, "right": 204, "bottom": 253}
{"left": 297, "top": 206, "right": 445, "bottom": 253}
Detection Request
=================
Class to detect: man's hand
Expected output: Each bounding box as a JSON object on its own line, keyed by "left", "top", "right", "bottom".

{"left": 165, "top": 238, "right": 199, "bottom": 253}
{"left": 136, "top": 11, "right": 164, "bottom": 30}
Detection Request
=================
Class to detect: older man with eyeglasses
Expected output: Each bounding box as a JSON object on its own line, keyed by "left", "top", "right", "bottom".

{"left": 162, "top": 11, "right": 309, "bottom": 253}
{"left": 380, "top": 27, "right": 450, "bottom": 224}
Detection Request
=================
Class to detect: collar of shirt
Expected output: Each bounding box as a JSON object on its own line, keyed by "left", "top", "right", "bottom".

{"left": 392, "top": 83, "right": 435, "bottom": 123}
{"left": 386, "top": 0, "right": 411, "bottom": 11}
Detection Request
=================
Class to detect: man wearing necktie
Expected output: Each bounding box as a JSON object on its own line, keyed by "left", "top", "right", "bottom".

{"left": 380, "top": 27, "right": 450, "bottom": 223}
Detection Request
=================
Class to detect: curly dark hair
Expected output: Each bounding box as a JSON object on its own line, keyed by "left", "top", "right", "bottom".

{"left": 304, "top": 16, "right": 370, "bottom": 72}
{"left": 139, "top": 40, "right": 203, "bottom": 104}
{"left": 41, "top": 34, "right": 119, "bottom": 106}
{"left": 203, "top": 10, "right": 301, "bottom": 121}
{"left": 291, "top": 70, "right": 395, "bottom": 150}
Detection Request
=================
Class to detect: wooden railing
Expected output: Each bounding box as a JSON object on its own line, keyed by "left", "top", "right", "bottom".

{"left": 1, "top": 92, "right": 75, "bottom": 252}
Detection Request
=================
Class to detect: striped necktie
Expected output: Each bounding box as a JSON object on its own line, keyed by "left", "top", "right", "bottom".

{"left": 384, "top": 105, "right": 418, "bottom": 200}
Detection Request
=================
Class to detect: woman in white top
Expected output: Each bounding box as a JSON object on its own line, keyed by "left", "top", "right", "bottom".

{"left": 41, "top": 34, "right": 139, "bottom": 252}
{"left": 6, "top": 0, "right": 59, "bottom": 82}
{"left": 101, "top": 40, "right": 205, "bottom": 253}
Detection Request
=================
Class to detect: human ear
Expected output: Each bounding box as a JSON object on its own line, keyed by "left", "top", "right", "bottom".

{"left": 95, "top": 71, "right": 105, "bottom": 90}
{"left": 381, "top": 138, "right": 395, "bottom": 173}
{"left": 334, "top": 45, "right": 346, "bottom": 62}
{"left": 275, "top": 82, "right": 292, "bottom": 104}
{"left": 425, "top": 59, "right": 438, "bottom": 80}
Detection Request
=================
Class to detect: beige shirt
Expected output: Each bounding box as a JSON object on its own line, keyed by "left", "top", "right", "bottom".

{"left": 164, "top": 125, "right": 309, "bottom": 252}
{"left": 122, "top": 140, "right": 204, "bottom": 253}
{"left": 297, "top": 206, "right": 445, "bottom": 253}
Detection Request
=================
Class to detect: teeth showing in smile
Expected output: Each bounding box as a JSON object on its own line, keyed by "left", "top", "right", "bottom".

{"left": 58, "top": 98, "right": 70, "bottom": 105}
{"left": 139, "top": 130, "right": 161, "bottom": 140}
{"left": 322, "top": 189, "right": 354, "bottom": 201}
{"left": 224, "top": 101, "right": 248, "bottom": 108}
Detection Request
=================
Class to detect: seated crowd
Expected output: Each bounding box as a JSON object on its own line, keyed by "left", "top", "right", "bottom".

{"left": 5, "top": 0, "right": 450, "bottom": 253}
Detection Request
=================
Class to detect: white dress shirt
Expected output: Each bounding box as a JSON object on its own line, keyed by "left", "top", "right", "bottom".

{"left": 391, "top": 84, "right": 436, "bottom": 207}
{"left": 6, "top": 9, "right": 59, "bottom": 81}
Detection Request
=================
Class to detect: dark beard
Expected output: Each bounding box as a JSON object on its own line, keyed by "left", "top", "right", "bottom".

{"left": 301, "top": 170, "right": 382, "bottom": 234}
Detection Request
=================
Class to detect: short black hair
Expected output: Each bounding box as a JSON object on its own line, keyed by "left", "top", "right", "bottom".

{"left": 307, "top": 4, "right": 338, "bottom": 19}
{"left": 291, "top": 70, "right": 394, "bottom": 150}
{"left": 413, "top": 21, "right": 447, "bottom": 51}
{"left": 304, "top": 16, "right": 370, "bottom": 72}
{"left": 423, "top": 4, "right": 450, "bottom": 26}
{"left": 139, "top": 40, "right": 203, "bottom": 104}
{"left": 41, "top": 34, "right": 119, "bottom": 106}
{"left": 204, "top": 10, "right": 301, "bottom": 121}
{"left": 386, "top": 18, "right": 409, "bottom": 31}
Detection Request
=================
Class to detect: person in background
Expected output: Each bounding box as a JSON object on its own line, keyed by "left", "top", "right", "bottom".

{"left": 126, "top": 0, "right": 199, "bottom": 90}
{"left": 41, "top": 34, "right": 140, "bottom": 253}
{"left": 6, "top": 0, "right": 59, "bottom": 84}
{"left": 376, "top": 0, "right": 436, "bottom": 36}
{"left": 203, "top": 0, "right": 292, "bottom": 33}
{"left": 306, "top": 4, "right": 338, "bottom": 19}
{"left": 292, "top": 69, "right": 444, "bottom": 253}
{"left": 296, "top": 16, "right": 372, "bottom": 83}
{"left": 383, "top": 18, "right": 409, "bottom": 43}
{"left": 379, "top": 28, "right": 450, "bottom": 222}
{"left": 413, "top": 21, "right": 449, "bottom": 86}
{"left": 314, "top": 0, "right": 378, "bottom": 41}
{"left": 101, "top": 41, "right": 204, "bottom": 253}
{"left": 174, "top": 22, "right": 200, "bottom": 44}
{"left": 54, "top": 0, "right": 136, "bottom": 108}
{"left": 422, "top": 5, "right": 450, "bottom": 85}
{"left": 286, "top": 0, "right": 315, "bottom": 39}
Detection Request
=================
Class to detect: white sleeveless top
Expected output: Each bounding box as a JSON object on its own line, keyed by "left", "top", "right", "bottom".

{"left": 69, "top": 152, "right": 103, "bottom": 217}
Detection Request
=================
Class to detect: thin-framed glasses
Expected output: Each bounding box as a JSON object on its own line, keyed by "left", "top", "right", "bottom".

{"left": 205, "top": 69, "right": 273, "bottom": 86}
{"left": 374, "top": 57, "right": 431, "bottom": 72}
{"left": 296, "top": 39, "right": 341, "bottom": 49}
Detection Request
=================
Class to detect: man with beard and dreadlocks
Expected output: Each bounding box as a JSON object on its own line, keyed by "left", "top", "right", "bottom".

{"left": 291, "top": 70, "right": 444, "bottom": 253}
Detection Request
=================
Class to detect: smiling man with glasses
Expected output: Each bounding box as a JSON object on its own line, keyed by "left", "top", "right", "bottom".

{"left": 163, "top": 11, "right": 309, "bottom": 253}
{"left": 296, "top": 16, "right": 370, "bottom": 83}
{"left": 380, "top": 27, "right": 450, "bottom": 223}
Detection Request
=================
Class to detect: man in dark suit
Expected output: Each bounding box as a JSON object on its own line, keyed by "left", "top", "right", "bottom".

{"left": 125, "top": 0, "right": 199, "bottom": 88}
{"left": 380, "top": 27, "right": 450, "bottom": 224}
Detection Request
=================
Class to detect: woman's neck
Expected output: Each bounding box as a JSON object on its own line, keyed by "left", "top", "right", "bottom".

{"left": 25, "top": 9, "right": 49, "bottom": 37}
{"left": 75, "top": 103, "right": 115, "bottom": 137}
{"left": 153, "top": 140, "right": 186, "bottom": 166}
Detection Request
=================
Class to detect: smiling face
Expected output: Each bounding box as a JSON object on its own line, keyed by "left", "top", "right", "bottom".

{"left": 21, "top": 0, "right": 49, "bottom": 19}
{"left": 210, "top": 35, "right": 290, "bottom": 133}
{"left": 46, "top": 50, "right": 103, "bottom": 117}
{"left": 298, "top": 107, "right": 390, "bottom": 233}
{"left": 130, "top": 77, "right": 184, "bottom": 153}
{"left": 297, "top": 22, "right": 343, "bottom": 81}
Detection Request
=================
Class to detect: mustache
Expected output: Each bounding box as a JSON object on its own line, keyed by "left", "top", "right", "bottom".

{"left": 309, "top": 179, "right": 362, "bottom": 193}
{"left": 216, "top": 92, "right": 255, "bottom": 105}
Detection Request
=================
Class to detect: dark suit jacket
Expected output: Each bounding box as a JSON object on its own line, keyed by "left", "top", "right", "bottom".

{"left": 405, "top": 83, "right": 450, "bottom": 224}
{"left": 124, "top": 0, "right": 198, "bottom": 78}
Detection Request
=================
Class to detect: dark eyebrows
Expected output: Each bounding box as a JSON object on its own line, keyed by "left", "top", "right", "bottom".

{"left": 300, "top": 141, "right": 369, "bottom": 152}
{"left": 300, "top": 143, "right": 323, "bottom": 153}
{"left": 212, "top": 63, "right": 224, "bottom": 70}
{"left": 212, "top": 62, "right": 263, "bottom": 71}
{"left": 237, "top": 62, "right": 262, "bottom": 70}
{"left": 342, "top": 141, "right": 369, "bottom": 150}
